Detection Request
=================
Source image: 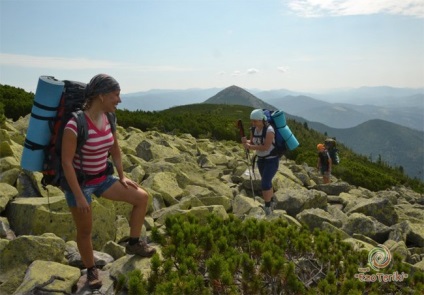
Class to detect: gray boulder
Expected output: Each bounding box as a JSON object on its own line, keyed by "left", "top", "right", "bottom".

{"left": 342, "top": 213, "right": 391, "bottom": 243}
{"left": 312, "top": 181, "right": 353, "bottom": 195}
{"left": 275, "top": 188, "right": 327, "bottom": 216}
{"left": 347, "top": 197, "right": 399, "bottom": 226}
{"left": 0, "top": 183, "right": 18, "bottom": 212}
{"left": 296, "top": 208, "right": 343, "bottom": 230}
{"left": 13, "top": 260, "right": 80, "bottom": 295}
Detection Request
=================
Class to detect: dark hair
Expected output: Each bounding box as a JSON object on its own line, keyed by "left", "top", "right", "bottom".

{"left": 83, "top": 74, "right": 120, "bottom": 109}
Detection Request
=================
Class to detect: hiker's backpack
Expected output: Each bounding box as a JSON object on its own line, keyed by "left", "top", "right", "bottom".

{"left": 40, "top": 80, "right": 117, "bottom": 189}
{"left": 250, "top": 109, "right": 288, "bottom": 158}
{"left": 324, "top": 138, "right": 340, "bottom": 165}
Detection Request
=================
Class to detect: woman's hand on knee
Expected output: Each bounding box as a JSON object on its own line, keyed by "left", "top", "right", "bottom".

{"left": 119, "top": 176, "right": 139, "bottom": 189}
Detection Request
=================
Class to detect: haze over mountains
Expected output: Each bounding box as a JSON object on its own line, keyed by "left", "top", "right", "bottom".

{"left": 121, "top": 88, "right": 222, "bottom": 112}
{"left": 265, "top": 94, "right": 424, "bottom": 130}
{"left": 120, "top": 85, "right": 424, "bottom": 180}
{"left": 121, "top": 86, "right": 424, "bottom": 131}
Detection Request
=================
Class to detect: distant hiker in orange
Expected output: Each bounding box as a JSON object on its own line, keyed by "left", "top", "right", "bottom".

{"left": 317, "top": 143, "right": 332, "bottom": 184}
{"left": 61, "top": 74, "right": 156, "bottom": 289}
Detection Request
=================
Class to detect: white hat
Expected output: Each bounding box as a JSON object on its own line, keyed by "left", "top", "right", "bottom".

{"left": 250, "top": 109, "right": 266, "bottom": 120}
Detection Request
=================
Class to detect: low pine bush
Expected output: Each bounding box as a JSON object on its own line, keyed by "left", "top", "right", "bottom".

{"left": 115, "top": 213, "right": 422, "bottom": 294}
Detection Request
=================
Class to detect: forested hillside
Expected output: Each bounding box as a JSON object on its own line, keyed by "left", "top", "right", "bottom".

{"left": 0, "top": 84, "right": 34, "bottom": 123}
{"left": 1, "top": 84, "right": 423, "bottom": 193}
{"left": 308, "top": 119, "right": 424, "bottom": 181}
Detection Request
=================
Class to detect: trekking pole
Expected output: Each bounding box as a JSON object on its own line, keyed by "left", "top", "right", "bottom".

{"left": 237, "top": 119, "right": 255, "bottom": 197}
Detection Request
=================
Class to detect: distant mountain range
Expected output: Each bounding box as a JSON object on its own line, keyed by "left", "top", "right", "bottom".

{"left": 265, "top": 94, "right": 424, "bottom": 130}
{"left": 120, "top": 85, "right": 424, "bottom": 180}
{"left": 120, "top": 85, "right": 423, "bottom": 131}
{"left": 252, "top": 86, "right": 424, "bottom": 106}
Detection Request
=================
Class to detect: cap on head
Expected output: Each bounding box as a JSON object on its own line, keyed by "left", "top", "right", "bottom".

{"left": 85, "top": 74, "right": 120, "bottom": 98}
{"left": 250, "top": 109, "right": 266, "bottom": 121}
{"left": 317, "top": 143, "right": 325, "bottom": 151}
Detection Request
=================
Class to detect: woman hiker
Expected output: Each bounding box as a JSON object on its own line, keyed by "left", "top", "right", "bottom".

{"left": 62, "top": 74, "right": 156, "bottom": 289}
{"left": 241, "top": 109, "right": 279, "bottom": 215}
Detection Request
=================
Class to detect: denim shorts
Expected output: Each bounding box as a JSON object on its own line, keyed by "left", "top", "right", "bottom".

{"left": 257, "top": 156, "right": 279, "bottom": 190}
{"left": 64, "top": 175, "right": 118, "bottom": 207}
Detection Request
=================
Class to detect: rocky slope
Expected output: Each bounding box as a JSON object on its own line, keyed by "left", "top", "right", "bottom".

{"left": 0, "top": 115, "right": 423, "bottom": 294}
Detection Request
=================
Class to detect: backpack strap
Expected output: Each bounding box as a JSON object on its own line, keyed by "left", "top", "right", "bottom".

{"left": 106, "top": 112, "right": 117, "bottom": 133}
{"left": 260, "top": 125, "right": 267, "bottom": 145}
{"left": 251, "top": 124, "right": 279, "bottom": 159}
{"left": 73, "top": 110, "right": 89, "bottom": 172}
{"left": 251, "top": 125, "right": 268, "bottom": 145}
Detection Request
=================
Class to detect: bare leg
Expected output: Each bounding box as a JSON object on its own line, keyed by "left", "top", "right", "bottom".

{"left": 262, "top": 188, "right": 274, "bottom": 202}
{"left": 102, "top": 181, "right": 155, "bottom": 257}
{"left": 323, "top": 172, "right": 331, "bottom": 184}
{"left": 102, "top": 182, "right": 149, "bottom": 238}
{"left": 70, "top": 207, "right": 95, "bottom": 268}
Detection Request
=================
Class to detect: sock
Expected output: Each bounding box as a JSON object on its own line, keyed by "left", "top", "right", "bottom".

{"left": 265, "top": 201, "right": 271, "bottom": 207}
{"left": 128, "top": 237, "right": 139, "bottom": 245}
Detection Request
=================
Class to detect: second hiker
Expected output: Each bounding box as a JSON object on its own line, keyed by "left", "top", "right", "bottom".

{"left": 61, "top": 74, "right": 156, "bottom": 289}
{"left": 317, "top": 143, "right": 332, "bottom": 184}
{"left": 241, "top": 109, "right": 279, "bottom": 215}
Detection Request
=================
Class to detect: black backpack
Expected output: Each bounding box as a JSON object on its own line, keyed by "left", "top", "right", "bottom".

{"left": 39, "top": 80, "right": 116, "bottom": 189}
{"left": 324, "top": 138, "right": 340, "bottom": 165}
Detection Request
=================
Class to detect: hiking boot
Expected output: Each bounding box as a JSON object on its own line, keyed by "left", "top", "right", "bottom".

{"left": 126, "top": 240, "right": 156, "bottom": 257}
{"left": 264, "top": 206, "right": 272, "bottom": 216}
{"left": 87, "top": 266, "right": 102, "bottom": 289}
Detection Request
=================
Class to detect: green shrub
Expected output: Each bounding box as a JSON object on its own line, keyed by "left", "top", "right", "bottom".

{"left": 116, "top": 213, "right": 422, "bottom": 294}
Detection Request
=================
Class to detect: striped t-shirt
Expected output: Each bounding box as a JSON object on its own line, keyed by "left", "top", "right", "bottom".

{"left": 64, "top": 113, "right": 114, "bottom": 183}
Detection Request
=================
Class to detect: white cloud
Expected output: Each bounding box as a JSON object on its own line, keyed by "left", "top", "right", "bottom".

{"left": 232, "top": 70, "right": 242, "bottom": 76}
{"left": 277, "top": 66, "right": 289, "bottom": 73}
{"left": 286, "top": 0, "right": 424, "bottom": 18}
{"left": 247, "top": 68, "right": 259, "bottom": 74}
{"left": 0, "top": 53, "right": 122, "bottom": 69}
{"left": 0, "top": 53, "right": 192, "bottom": 72}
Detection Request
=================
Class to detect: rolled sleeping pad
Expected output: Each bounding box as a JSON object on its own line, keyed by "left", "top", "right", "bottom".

{"left": 21, "top": 76, "right": 64, "bottom": 171}
{"left": 271, "top": 110, "right": 299, "bottom": 150}
{"left": 278, "top": 125, "right": 299, "bottom": 151}
{"left": 271, "top": 110, "right": 286, "bottom": 129}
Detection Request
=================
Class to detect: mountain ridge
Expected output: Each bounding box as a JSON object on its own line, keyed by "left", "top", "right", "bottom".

{"left": 197, "top": 85, "right": 424, "bottom": 181}
{"left": 120, "top": 85, "right": 423, "bottom": 130}
{"left": 307, "top": 119, "right": 424, "bottom": 180}
{"left": 262, "top": 93, "right": 423, "bottom": 131}
{"left": 203, "top": 85, "right": 276, "bottom": 110}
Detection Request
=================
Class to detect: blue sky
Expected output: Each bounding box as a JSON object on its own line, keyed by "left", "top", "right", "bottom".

{"left": 1, "top": 0, "right": 423, "bottom": 94}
